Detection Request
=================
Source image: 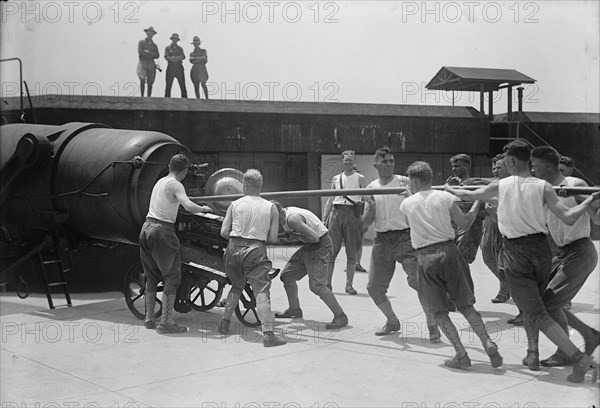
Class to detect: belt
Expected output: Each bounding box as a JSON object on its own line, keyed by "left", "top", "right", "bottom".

{"left": 558, "top": 236, "right": 590, "bottom": 251}
{"left": 229, "top": 237, "right": 265, "bottom": 244}
{"left": 504, "top": 232, "right": 546, "bottom": 242}
{"left": 145, "top": 217, "right": 174, "bottom": 227}
{"left": 415, "top": 240, "right": 454, "bottom": 251}
{"left": 333, "top": 204, "right": 354, "bottom": 209}
{"left": 377, "top": 228, "right": 410, "bottom": 235}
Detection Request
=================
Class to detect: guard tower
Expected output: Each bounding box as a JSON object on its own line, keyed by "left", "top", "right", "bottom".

{"left": 426, "top": 66, "right": 536, "bottom": 120}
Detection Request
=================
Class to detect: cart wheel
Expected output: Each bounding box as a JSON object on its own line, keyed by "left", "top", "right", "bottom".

{"left": 123, "top": 262, "right": 163, "bottom": 320}
{"left": 235, "top": 282, "right": 261, "bottom": 327}
{"left": 188, "top": 275, "right": 225, "bottom": 311}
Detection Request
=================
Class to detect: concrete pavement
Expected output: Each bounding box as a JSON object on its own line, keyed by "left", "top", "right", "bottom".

{"left": 1, "top": 243, "right": 599, "bottom": 408}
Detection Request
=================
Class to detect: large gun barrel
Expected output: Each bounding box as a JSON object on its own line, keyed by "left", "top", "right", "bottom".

{"left": 0, "top": 122, "right": 194, "bottom": 245}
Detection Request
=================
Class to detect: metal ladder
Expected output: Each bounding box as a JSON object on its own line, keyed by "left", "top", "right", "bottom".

{"left": 37, "top": 244, "right": 72, "bottom": 309}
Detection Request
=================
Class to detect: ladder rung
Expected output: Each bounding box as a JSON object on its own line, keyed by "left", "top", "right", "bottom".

{"left": 36, "top": 241, "right": 72, "bottom": 310}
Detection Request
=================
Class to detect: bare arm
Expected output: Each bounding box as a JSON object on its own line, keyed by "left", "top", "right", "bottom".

{"left": 568, "top": 178, "right": 599, "bottom": 219}
{"left": 362, "top": 195, "right": 376, "bottom": 228}
{"left": 287, "top": 214, "right": 320, "bottom": 243}
{"left": 543, "top": 182, "right": 599, "bottom": 226}
{"left": 266, "top": 204, "right": 279, "bottom": 244}
{"left": 397, "top": 175, "right": 410, "bottom": 185}
{"left": 396, "top": 176, "right": 412, "bottom": 197}
{"left": 172, "top": 182, "right": 213, "bottom": 213}
{"left": 450, "top": 200, "right": 480, "bottom": 231}
{"left": 220, "top": 205, "right": 233, "bottom": 239}
{"left": 445, "top": 182, "right": 499, "bottom": 203}
{"left": 358, "top": 174, "right": 367, "bottom": 189}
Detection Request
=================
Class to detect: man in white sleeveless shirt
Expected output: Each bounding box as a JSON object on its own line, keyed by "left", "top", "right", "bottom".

{"left": 446, "top": 140, "right": 599, "bottom": 382}
{"left": 272, "top": 202, "right": 349, "bottom": 329}
{"left": 322, "top": 150, "right": 366, "bottom": 295}
{"left": 480, "top": 154, "right": 512, "bottom": 304}
{"left": 363, "top": 147, "right": 440, "bottom": 341}
{"left": 400, "top": 161, "right": 502, "bottom": 370}
{"left": 219, "top": 169, "right": 286, "bottom": 347}
{"left": 481, "top": 155, "right": 523, "bottom": 325}
{"left": 140, "top": 154, "right": 213, "bottom": 334}
{"left": 446, "top": 154, "right": 488, "bottom": 269}
{"left": 530, "top": 146, "right": 600, "bottom": 367}
{"left": 559, "top": 155, "right": 574, "bottom": 177}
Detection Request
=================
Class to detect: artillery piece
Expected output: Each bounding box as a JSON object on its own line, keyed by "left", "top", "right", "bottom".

{"left": 0, "top": 122, "right": 261, "bottom": 327}
{"left": 4, "top": 122, "right": 595, "bottom": 328}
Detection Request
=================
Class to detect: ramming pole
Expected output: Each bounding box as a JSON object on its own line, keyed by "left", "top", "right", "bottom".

{"left": 191, "top": 185, "right": 599, "bottom": 203}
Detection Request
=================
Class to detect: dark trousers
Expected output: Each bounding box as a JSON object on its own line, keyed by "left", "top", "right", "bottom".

{"left": 191, "top": 65, "right": 209, "bottom": 99}
{"left": 501, "top": 234, "right": 552, "bottom": 325}
{"left": 367, "top": 229, "right": 417, "bottom": 305}
{"left": 543, "top": 237, "right": 598, "bottom": 331}
{"left": 224, "top": 238, "right": 271, "bottom": 294}
{"left": 280, "top": 233, "right": 333, "bottom": 295}
{"left": 480, "top": 217, "right": 510, "bottom": 293}
{"left": 139, "top": 218, "right": 181, "bottom": 295}
{"left": 453, "top": 215, "right": 484, "bottom": 295}
{"left": 165, "top": 64, "right": 187, "bottom": 98}
{"left": 416, "top": 241, "right": 475, "bottom": 315}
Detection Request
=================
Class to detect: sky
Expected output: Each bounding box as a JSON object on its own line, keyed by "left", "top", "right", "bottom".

{"left": 1, "top": 0, "right": 599, "bottom": 113}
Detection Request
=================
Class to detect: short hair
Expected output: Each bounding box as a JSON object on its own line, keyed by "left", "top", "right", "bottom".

{"left": 491, "top": 153, "right": 505, "bottom": 165}
{"left": 450, "top": 154, "right": 471, "bottom": 167}
{"left": 407, "top": 161, "right": 433, "bottom": 183}
{"left": 560, "top": 155, "right": 574, "bottom": 167}
{"left": 374, "top": 146, "right": 393, "bottom": 162}
{"left": 341, "top": 150, "right": 355, "bottom": 159}
{"left": 243, "top": 168, "right": 263, "bottom": 188}
{"left": 169, "top": 154, "right": 190, "bottom": 173}
{"left": 503, "top": 140, "right": 530, "bottom": 162}
{"left": 531, "top": 146, "right": 560, "bottom": 168}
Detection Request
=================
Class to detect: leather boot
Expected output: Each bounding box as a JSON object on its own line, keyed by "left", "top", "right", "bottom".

{"left": 263, "top": 331, "right": 287, "bottom": 347}
{"left": 567, "top": 352, "right": 594, "bottom": 383}
{"left": 484, "top": 340, "right": 503, "bottom": 368}
{"left": 157, "top": 292, "right": 187, "bottom": 334}
{"left": 375, "top": 320, "right": 401, "bottom": 336}
{"left": 325, "top": 313, "right": 348, "bottom": 329}
{"left": 445, "top": 353, "right": 471, "bottom": 369}
{"left": 522, "top": 349, "right": 540, "bottom": 370}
